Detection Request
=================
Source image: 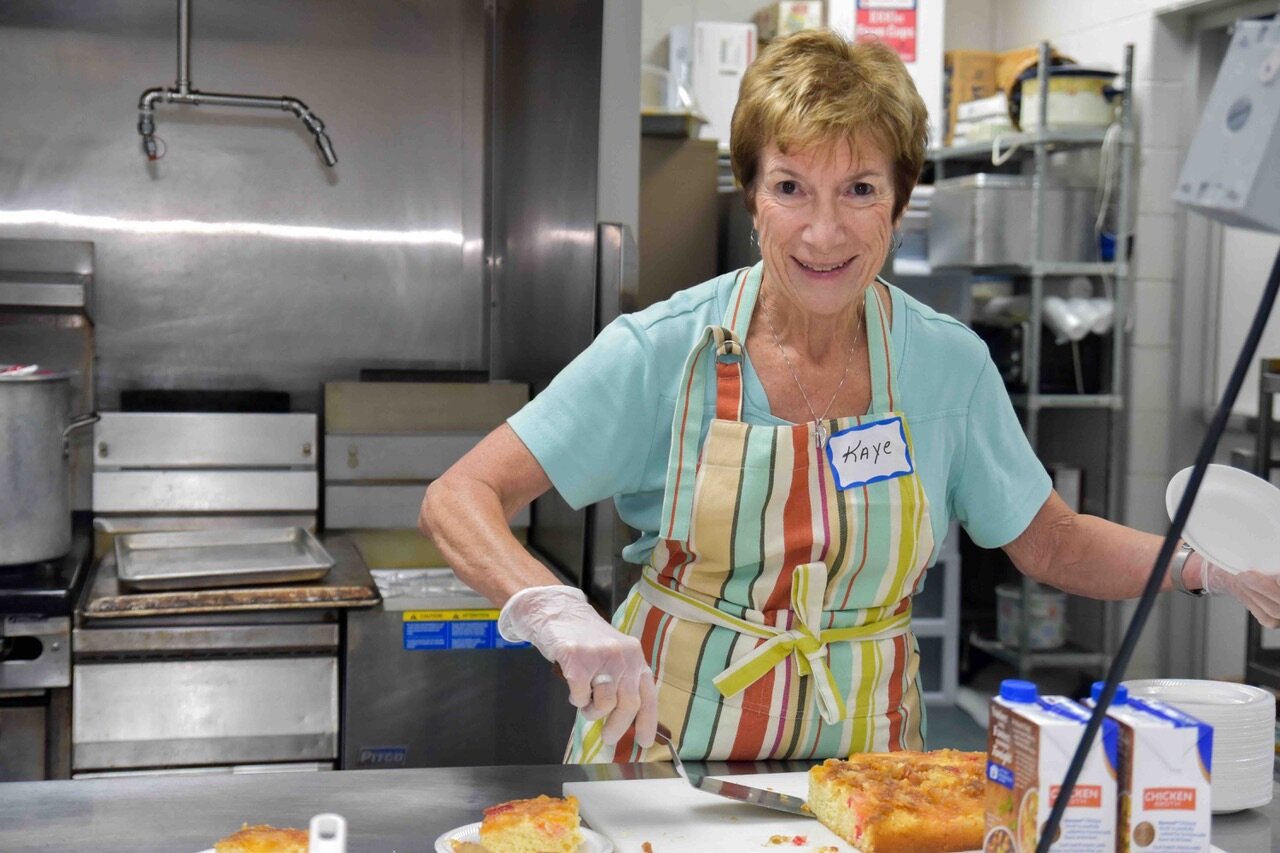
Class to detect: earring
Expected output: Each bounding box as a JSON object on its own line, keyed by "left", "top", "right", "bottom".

{"left": 891, "top": 231, "right": 903, "bottom": 254}
{"left": 750, "top": 229, "right": 760, "bottom": 248}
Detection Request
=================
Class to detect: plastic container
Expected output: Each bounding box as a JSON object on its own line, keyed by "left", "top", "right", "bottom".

{"left": 996, "top": 583, "right": 1067, "bottom": 650}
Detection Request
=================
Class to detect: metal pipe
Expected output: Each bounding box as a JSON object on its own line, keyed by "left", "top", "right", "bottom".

{"left": 176, "top": 0, "right": 191, "bottom": 96}
{"left": 135, "top": 0, "right": 337, "bottom": 167}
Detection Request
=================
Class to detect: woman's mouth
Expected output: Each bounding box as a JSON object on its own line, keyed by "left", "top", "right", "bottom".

{"left": 793, "top": 256, "right": 854, "bottom": 275}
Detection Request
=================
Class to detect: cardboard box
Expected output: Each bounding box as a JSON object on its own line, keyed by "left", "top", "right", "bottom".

{"left": 670, "top": 22, "right": 758, "bottom": 148}
{"left": 1108, "top": 698, "right": 1213, "bottom": 853}
{"left": 943, "top": 50, "right": 997, "bottom": 144}
{"left": 754, "top": 2, "right": 824, "bottom": 42}
{"left": 987, "top": 686, "right": 1119, "bottom": 853}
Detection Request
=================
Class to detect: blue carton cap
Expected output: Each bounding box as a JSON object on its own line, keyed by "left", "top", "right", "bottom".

{"left": 1000, "top": 679, "right": 1039, "bottom": 703}
{"left": 1091, "top": 681, "right": 1128, "bottom": 706}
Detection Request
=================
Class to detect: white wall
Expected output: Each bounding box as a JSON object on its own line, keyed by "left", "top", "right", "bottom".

{"left": 945, "top": 0, "right": 996, "bottom": 50}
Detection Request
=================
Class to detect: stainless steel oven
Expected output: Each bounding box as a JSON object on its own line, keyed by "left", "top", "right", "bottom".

{"left": 75, "top": 409, "right": 378, "bottom": 777}
{"left": 0, "top": 515, "right": 91, "bottom": 780}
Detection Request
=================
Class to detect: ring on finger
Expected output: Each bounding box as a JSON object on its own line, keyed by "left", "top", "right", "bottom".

{"left": 591, "top": 674, "right": 615, "bottom": 688}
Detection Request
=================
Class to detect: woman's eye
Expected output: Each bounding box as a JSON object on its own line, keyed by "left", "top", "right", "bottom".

{"left": 852, "top": 182, "right": 875, "bottom": 197}
{"left": 779, "top": 180, "right": 798, "bottom": 195}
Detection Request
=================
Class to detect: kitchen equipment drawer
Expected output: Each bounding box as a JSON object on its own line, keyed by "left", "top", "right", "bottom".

{"left": 928, "top": 174, "right": 1097, "bottom": 268}
{"left": 73, "top": 656, "right": 338, "bottom": 771}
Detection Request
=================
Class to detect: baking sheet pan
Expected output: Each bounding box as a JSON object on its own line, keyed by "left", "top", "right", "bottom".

{"left": 115, "top": 527, "right": 334, "bottom": 591}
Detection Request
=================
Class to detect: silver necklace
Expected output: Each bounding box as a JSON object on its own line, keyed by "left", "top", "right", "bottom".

{"left": 763, "top": 292, "right": 863, "bottom": 449}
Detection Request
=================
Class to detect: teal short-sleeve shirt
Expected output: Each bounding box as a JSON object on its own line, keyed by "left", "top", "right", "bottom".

{"left": 508, "top": 264, "right": 1051, "bottom": 566}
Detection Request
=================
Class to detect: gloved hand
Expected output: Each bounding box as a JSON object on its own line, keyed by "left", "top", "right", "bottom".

{"left": 498, "top": 585, "right": 657, "bottom": 748}
{"left": 1193, "top": 553, "right": 1280, "bottom": 628}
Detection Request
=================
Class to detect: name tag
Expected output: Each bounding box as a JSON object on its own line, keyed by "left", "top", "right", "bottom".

{"left": 825, "top": 416, "right": 914, "bottom": 490}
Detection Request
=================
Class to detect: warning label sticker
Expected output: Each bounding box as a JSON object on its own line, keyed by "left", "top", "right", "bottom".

{"left": 402, "top": 610, "right": 529, "bottom": 650}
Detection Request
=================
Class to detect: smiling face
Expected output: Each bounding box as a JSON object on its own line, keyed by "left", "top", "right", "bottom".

{"left": 751, "top": 135, "right": 900, "bottom": 320}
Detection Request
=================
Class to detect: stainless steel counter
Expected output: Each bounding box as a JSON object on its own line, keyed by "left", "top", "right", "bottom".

{"left": 0, "top": 763, "right": 1274, "bottom": 852}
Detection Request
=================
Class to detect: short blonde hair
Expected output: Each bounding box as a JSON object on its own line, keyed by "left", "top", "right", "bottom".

{"left": 730, "top": 30, "right": 928, "bottom": 220}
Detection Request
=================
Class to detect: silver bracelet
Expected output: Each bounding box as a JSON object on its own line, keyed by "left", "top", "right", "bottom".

{"left": 1170, "top": 542, "right": 1207, "bottom": 597}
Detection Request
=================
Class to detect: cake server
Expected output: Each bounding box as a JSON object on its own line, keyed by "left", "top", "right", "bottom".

{"left": 654, "top": 723, "right": 814, "bottom": 818}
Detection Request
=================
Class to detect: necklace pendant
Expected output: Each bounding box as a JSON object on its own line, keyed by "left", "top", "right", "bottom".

{"left": 815, "top": 420, "right": 828, "bottom": 449}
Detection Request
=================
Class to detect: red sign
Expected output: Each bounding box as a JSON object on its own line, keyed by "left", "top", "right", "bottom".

{"left": 855, "top": 1, "right": 917, "bottom": 63}
{"left": 1050, "top": 784, "right": 1103, "bottom": 808}
{"left": 1144, "top": 788, "right": 1197, "bottom": 810}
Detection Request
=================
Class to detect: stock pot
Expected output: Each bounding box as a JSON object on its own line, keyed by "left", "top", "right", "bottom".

{"left": 0, "top": 367, "right": 97, "bottom": 565}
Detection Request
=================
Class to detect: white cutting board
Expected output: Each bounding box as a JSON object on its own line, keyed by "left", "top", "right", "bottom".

{"left": 565, "top": 772, "right": 855, "bottom": 853}
{"left": 565, "top": 773, "right": 1234, "bottom": 853}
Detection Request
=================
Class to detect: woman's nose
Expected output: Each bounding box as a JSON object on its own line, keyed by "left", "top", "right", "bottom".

{"left": 803, "top": 198, "right": 848, "bottom": 249}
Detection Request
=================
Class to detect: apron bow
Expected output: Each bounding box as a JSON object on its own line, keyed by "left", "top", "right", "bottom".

{"left": 639, "top": 562, "right": 911, "bottom": 726}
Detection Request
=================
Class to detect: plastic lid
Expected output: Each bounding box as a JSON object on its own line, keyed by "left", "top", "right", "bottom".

{"left": 1091, "top": 681, "right": 1128, "bottom": 706}
{"left": 1000, "top": 679, "right": 1039, "bottom": 703}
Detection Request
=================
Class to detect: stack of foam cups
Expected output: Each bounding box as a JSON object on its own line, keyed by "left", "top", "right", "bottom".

{"left": 1123, "top": 679, "right": 1275, "bottom": 812}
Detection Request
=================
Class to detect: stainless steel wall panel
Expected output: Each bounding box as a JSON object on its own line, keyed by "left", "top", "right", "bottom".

{"left": 0, "top": 1, "right": 487, "bottom": 409}
{"left": 94, "top": 413, "right": 316, "bottom": 469}
{"left": 323, "top": 433, "right": 484, "bottom": 481}
{"left": 488, "top": 0, "right": 602, "bottom": 384}
{"left": 73, "top": 657, "right": 338, "bottom": 771}
{"left": 93, "top": 470, "right": 318, "bottom": 512}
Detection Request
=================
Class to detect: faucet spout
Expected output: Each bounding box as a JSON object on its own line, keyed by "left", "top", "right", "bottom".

{"left": 137, "top": 88, "right": 166, "bottom": 159}
{"left": 284, "top": 97, "right": 338, "bottom": 167}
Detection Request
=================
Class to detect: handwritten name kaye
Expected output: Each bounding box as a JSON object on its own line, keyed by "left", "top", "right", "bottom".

{"left": 842, "top": 439, "right": 895, "bottom": 465}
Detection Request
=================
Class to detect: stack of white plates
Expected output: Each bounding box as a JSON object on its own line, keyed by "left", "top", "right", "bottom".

{"left": 1123, "top": 678, "right": 1276, "bottom": 813}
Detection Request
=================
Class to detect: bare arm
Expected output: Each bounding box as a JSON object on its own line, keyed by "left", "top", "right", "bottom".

{"left": 418, "top": 423, "right": 562, "bottom": 606}
{"left": 1002, "top": 491, "right": 1178, "bottom": 598}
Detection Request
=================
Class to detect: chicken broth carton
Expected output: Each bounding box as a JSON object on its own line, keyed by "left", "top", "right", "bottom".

{"left": 985, "top": 679, "right": 1118, "bottom": 853}
{"left": 1096, "top": 684, "right": 1212, "bottom": 853}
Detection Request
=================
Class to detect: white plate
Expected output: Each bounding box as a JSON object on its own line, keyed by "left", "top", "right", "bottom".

{"left": 433, "top": 822, "right": 613, "bottom": 853}
{"left": 1166, "top": 464, "right": 1280, "bottom": 574}
{"left": 1123, "top": 678, "right": 1276, "bottom": 712}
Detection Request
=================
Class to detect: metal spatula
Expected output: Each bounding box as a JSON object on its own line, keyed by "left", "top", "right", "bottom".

{"left": 654, "top": 723, "right": 814, "bottom": 818}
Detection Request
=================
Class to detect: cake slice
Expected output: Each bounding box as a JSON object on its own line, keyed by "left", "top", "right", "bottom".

{"left": 474, "top": 794, "right": 583, "bottom": 853}
{"left": 214, "top": 823, "right": 308, "bottom": 853}
{"left": 808, "top": 750, "right": 985, "bottom": 853}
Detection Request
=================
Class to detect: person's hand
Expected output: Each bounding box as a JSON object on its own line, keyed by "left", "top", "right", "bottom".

{"left": 1193, "top": 554, "right": 1280, "bottom": 628}
{"left": 498, "top": 585, "right": 657, "bottom": 748}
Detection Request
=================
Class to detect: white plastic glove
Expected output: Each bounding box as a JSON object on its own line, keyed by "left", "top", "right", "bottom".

{"left": 498, "top": 585, "right": 657, "bottom": 748}
{"left": 1193, "top": 554, "right": 1280, "bottom": 628}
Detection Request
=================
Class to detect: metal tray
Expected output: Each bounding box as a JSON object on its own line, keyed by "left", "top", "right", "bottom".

{"left": 115, "top": 527, "right": 335, "bottom": 591}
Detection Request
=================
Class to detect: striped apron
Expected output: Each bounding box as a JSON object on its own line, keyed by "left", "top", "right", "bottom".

{"left": 566, "top": 265, "right": 935, "bottom": 763}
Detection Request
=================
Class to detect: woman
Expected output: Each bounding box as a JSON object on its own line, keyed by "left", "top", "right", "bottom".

{"left": 420, "top": 30, "right": 1280, "bottom": 763}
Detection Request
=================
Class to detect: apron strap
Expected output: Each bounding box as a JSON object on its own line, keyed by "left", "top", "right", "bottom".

{"left": 638, "top": 565, "right": 912, "bottom": 725}
{"left": 865, "top": 280, "right": 896, "bottom": 414}
{"left": 659, "top": 324, "right": 744, "bottom": 541}
{"left": 723, "top": 265, "right": 762, "bottom": 340}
